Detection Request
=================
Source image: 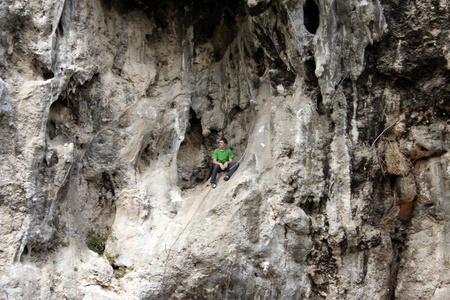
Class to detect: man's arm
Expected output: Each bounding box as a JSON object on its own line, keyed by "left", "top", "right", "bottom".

{"left": 212, "top": 149, "right": 220, "bottom": 165}
{"left": 213, "top": 158, "right": 227, "bottom": 170}
{"left": 226, "top": 149, "right": 234, "bottom": 165}
{"left": 223, "top": 155, "right": 233, "bottom": 168}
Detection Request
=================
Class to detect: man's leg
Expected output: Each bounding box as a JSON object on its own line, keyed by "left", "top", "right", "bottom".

{"left": 225, "top": 162, "right": 239, "bottom": 179}
{"left": 210, "top": 164, "right": 221, "bottom": 183}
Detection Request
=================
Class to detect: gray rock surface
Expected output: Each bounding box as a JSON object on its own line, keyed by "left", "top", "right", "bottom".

{"left": 0, "top": 0, "right": 448, "bottom": 299}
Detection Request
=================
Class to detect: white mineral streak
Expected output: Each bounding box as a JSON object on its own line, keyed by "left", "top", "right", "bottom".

{"left": 0, "top": 0, "right": 449, "bottom": 299}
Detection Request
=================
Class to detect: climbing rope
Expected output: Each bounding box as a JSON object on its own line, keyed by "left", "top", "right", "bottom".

{"left": 161, "top": 96, "right": 256, "bottom": 290}
{"left": 226, "top": 148, "right": 247, "bottom": 172}
{"left": 161, "top": 148, "right": 247, "bottom": 290}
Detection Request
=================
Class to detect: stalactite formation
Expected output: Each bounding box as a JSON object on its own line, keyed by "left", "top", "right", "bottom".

{"left": 0, "top": 0, "right": 448, "bottom": 299}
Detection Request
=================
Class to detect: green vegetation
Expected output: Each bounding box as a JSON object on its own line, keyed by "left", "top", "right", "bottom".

{"left": 74, "top": 267, "right": 78, "bottom": 272}
{"left": 87, "top": 226, "right": 115, "bottom": 255}
{"left": 385, "top": 148, "right": 395, "bottom": 156}
{"left": 61, "top": 240, "right": 70, "bottom": 247}
{"left": 105, "top": 252, "right": 134, "bottom": 279}
{"left": 401, "top": 99, "right": 411, "bottom": 109}
{"left": 307, "top": 196, "right": 313, "bottom": 203}
{"left": 106, "top": 252, "right": 119, "bottom": 266}
{"left": 114, "top": 265, "right": 133, "bottom": 279}
{"left": 86, "top": 227, "right": 132, "bottom": 279}
{"left": 385, "top": 139, "right": 395, "bottom": 156}
{"left": 126, "top": 77, "right": 135, "bottom": 87}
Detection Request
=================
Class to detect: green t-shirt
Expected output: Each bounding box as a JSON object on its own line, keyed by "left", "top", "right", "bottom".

{"left": 213, "top": 148, "right": 234, "bottom": 163}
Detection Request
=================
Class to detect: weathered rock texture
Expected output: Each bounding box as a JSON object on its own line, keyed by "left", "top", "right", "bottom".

{"left": 0, "top": 0, "right": 448, "bottom": 299}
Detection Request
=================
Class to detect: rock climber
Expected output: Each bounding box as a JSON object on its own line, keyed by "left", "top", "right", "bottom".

{"left": 210, "top": 137, "right": 239, "bottom": 188}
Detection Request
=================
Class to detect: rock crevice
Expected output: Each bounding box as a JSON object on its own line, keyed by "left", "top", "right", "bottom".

{"left": 0, "top": 0, "right": 448, "bottom": 299}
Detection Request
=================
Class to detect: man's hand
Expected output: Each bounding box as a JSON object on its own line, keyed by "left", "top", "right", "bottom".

{"left": 222, "top": 162, "right": 229, "bottom": 170}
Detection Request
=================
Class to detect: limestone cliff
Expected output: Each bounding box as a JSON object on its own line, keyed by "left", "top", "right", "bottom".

{"left": 0, "top": 0, "right": 448, "bottom": 299}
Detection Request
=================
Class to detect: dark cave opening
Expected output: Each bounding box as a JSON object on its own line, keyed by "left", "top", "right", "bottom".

{"left": 177, "top": 109, "right": 219, "bottom": 189}
{"left": 189, "top": 0, "right": 245, "bottom": 61}
{"left": 304, "top": 0, "right": 320, "bottom": 34}
{"left": 46, "top": 96, "right": 74, "bottom": 143}
{"left": 304, "top": 56, "right": 317, "bottom": 82}
{"left": 253, "top": 47, "right": 266, "bottom": 77}
{"left": 268, "top": 58, "right": 296, "bottom": 90}
{"left": 101, "top": 0, "right": 246, "bottom": 62}
{"left": 43, "top": 70, "right": 55, "bottom": 80}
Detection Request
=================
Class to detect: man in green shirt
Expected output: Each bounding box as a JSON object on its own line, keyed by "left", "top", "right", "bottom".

{"left": 210, "top": 137, "right": 239, "bottom": 188}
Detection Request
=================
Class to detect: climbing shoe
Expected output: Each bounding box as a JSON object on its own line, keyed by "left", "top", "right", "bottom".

{"left": 224, "top": 176, "right": 230, "bottom": 181}
{"left": 212, "top": 183, "right": 217, "bottom": 188}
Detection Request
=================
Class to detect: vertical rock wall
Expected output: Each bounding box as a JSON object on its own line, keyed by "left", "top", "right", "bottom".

{"left": 0, "top": 0, "right": 448, "bottom": 299}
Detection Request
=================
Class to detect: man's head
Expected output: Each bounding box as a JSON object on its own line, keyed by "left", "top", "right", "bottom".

{"left": 218, "top": 137, "right": 228, "bottom": 150}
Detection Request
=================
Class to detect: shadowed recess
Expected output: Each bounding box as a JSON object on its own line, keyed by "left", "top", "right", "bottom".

{"left": 304, "top": 0, "right": 320, "bottom": 34}
{"left": 101, "top": 0, "right": 246, "bottom": 62}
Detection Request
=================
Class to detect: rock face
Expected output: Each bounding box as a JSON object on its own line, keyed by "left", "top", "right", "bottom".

{"left": 0, "top": 0, "right": 448, "bottom": 299}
